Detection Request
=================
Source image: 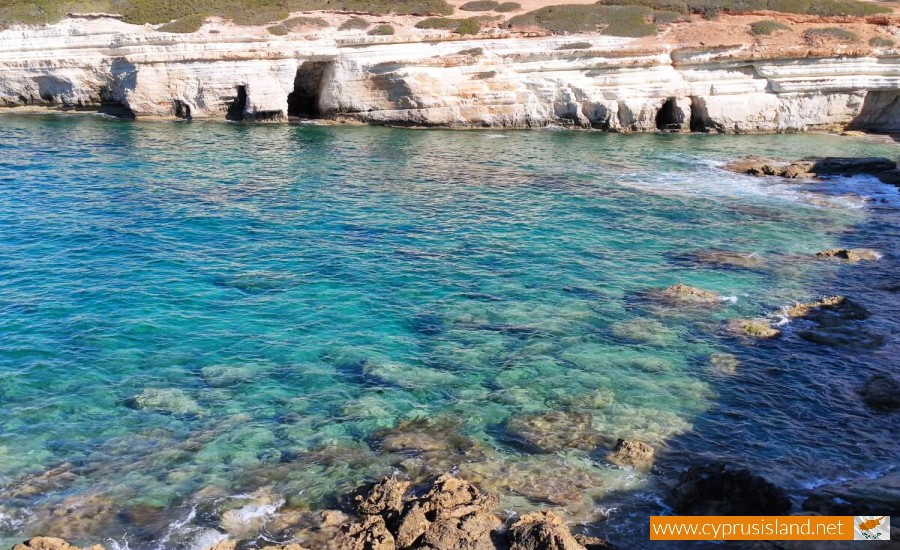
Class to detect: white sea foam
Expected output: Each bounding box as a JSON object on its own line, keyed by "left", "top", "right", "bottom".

{"left": 153, "top": 505, "right": 197, "bottom": 550}
{"left": 228, "top": 500, "right": 284, "bottom": 523}
{"left": 187, "top": 530, "right": 228, "bottom": 550}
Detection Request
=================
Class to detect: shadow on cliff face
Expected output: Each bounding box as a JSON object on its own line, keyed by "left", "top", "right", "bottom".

{"left": 849, "top": 91, "right": 900, "bottom": 135}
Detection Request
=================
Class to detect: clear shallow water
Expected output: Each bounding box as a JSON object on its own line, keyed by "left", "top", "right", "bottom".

{"left": 0, "top": 114, "right": 897, "bottom": 549}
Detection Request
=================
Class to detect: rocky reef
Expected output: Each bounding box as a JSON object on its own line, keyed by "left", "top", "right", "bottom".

{"left": 727, "top": 156, "right": 900, "bottom": 185}
{"left": 0, "top": 16, "right": 899, "bottom": 131}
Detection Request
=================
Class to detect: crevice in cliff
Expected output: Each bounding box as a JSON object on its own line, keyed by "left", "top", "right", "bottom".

{"left": 288, "top": 61, "right": 330, "bottom": 119}
{"left": 656, "top": 97, "right": 683, "bottom": 131}
{"left": 226, "top": 85, "right": 247, "bottom": 121}
{"left": 689, "top": 96, "right": 708, "bottom": 133}
{"left": 848, "top": 91, "right": 900, "bottom": 133}
{"left": 173, "top": 99, "right": 192, "bottom": 120}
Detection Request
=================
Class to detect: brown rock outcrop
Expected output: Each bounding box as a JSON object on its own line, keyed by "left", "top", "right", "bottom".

{"left": 606, "top": 439, "right": 655, "bottom": 471}
{"left": 12, "top": 538, "right": 103, "bottom": 550}
{"left": 508, "top": 511, "right": 585, "bottom": 550}
{"left": 815, "top": 248, "right": 880, "bottom": 262}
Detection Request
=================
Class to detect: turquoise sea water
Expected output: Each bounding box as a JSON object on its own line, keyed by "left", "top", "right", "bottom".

{"left": 0, "top": 114, "right": 897, "bottom": 549}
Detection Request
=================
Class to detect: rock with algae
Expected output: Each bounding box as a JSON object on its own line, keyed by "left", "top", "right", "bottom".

{"left": 725, "top": 318, "right": 781, "bottom": 339}
{"left": 125, "top": 388, "right": 203, "bottom": 415}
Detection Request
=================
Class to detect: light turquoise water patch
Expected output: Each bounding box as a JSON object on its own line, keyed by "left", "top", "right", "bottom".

{"left": 0, "top": 115, "right": 897, "bottom": 548}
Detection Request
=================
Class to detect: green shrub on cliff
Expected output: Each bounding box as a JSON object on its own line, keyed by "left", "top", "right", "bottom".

{"left": 368, "top": 23, "right": 395, "bottom": 35}
{"left": 595, "top": 0, "right": 888, "bottom": 18}
{"left": 496, "top": 2, "right": 521, "bottom": 12}
{"left": 455, "top": 17, "right": 481, "bottom": 34}
{"left": 869, "top": 36, "right": 895, "bottom": 48}
{"left": 416, "top": 17, "right": 460, "bottom": 29}
{"left": 804, "top": 26, "right": 859, "bottom": 42}
{"left": 339, "top": 16, "right": 370, "bottom": 30}
{"left": 508, "top": 3, "right": 659, "bottom": 35}
{"left": 460, "top": 0, "right": 499, "bottom": 11}
{"left": 1, "top": 0, "right": 454, "bottom": 26}
{"left": 281, "top": 16, "right": 329, "bottom": 28}
{"left": 158, "top": 13, "right": 207, "bottom": 33}
{"left": 749, "top": 19, "right": 789, "bottom": 35}
{"left": 267, "top": 24, "right": 289, "bottom": 35}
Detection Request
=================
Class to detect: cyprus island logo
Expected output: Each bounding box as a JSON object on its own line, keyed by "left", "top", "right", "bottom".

{"left": 854, "top": 516, "right": 891, "bottom": 541}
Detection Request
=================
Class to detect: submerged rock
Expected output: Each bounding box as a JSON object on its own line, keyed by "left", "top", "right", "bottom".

{"left": 610, "top": 318, "right": 676, "bottom": 345}
{"left": 679, "top": 249, "right": 765, "bottom": 270}
{"left": 725, "top": 318, "right": 781, "bottom": 339}
{"left": 606, "top": 438, "right": 654, "bottom": 471}
{"left": 707, "top": 352, "right": 739, "bottom": 375}
{"left": 28, "top": 492, "right": 118, "bottom": 542}
{"left": 859, "top": 375, "right": 900, "bottom": 412}
{"left": 200, "top": 365, "right": 256, "bottom": 387}
{"left": 505, "top": 411, "right": 602, "bottom": 453}
{"left": 125, "top": 388, "right": 202, "bottom": 415}
{"left": 459, "top": 456, "right": 603, "bottom": 507}
{"left": 815, "top": 248, "right": 880, "bottom": 262}
{"left": 671, "top": 463, "right": 791, "bottom": 515}
{"left": 373, "top": 417, "right": 481, "bottom": 455}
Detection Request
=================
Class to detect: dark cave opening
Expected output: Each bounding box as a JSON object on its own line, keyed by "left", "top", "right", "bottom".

{"left": 173, "top": 99, "right": 191, "bottom": 120}
{"left": 287, "top": 61, "right": 330, "bottom": 118}
{"left": 689, "top": 96, "right": 708, "bottom": 133}
{"left": 226, "top": 85, "right": 248, "bottom": 121}
{"left": 655, "top": 97, "right": 682, "bottom": 131}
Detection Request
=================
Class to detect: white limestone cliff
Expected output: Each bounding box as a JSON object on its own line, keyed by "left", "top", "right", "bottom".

{"left": 0, "top": 17, "right": 898, "bottom": 132}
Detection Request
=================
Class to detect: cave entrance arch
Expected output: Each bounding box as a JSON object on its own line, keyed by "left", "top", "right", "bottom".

{"left": 287, "top": 61, "right": 330, "bottom": 118}
{"left": 655, "top": 97, "right": 683, "bottom": 131}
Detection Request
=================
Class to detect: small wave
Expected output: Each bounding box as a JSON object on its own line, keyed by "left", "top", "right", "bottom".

{"left": 483, "top": 133, "right": 507, "bottom": 139}
{"left": 798, "top": 465, "right": 895, "bottom": 490}
{"left": 719, "top": 295, "right": 738, "bottom": 304}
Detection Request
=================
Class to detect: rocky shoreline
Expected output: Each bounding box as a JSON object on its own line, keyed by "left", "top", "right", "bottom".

{"left": 11, "top": 465, "right": 899, "bottom": 549}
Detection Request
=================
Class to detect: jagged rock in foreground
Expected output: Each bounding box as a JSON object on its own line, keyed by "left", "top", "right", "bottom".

{"left": 10, "top": 474, "right": 615, "bottom": 550}
{"left": 670, "top": 463, "right": 792, "bottom": 516}
{"left": 12, "top": 538, "right": 103, "bottom": 550}
{"left": 726, "top": 156, "right": 899, "bottom": 184}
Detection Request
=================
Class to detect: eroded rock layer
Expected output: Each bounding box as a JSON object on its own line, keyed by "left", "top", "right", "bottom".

{"left": 1, "top": 18, "right": 899, "bottom": 131}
